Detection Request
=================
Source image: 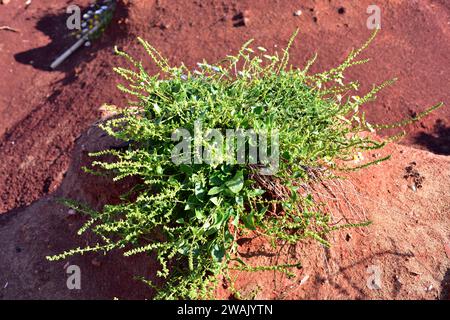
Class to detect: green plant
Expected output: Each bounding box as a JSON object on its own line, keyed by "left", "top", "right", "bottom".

{"left": 47, "top": 30, "right": 442, "bottom": 299}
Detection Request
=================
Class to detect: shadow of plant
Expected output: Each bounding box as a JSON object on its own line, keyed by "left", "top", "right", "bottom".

{"left": 440, "top": 268, "right": 450, "bottom": 300}
{"left": 14, "top": 1, "right": 129, "bottom": 85}
{"left": 414, "top": 119, "right": 450, "bottom": 155}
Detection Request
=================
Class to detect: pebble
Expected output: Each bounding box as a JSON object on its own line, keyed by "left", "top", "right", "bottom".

{"left": 294, "top": 10, "right": 302, "bottom": 16}
{"left": 299, "top": 274, "right": 310, "bottom": 286}
{"left": 243, "top": 9, "right": 251, "bottom": 19}
{"left": 345, "top": 233, "right": 352, "bottom": 241}
{"left": 68, "top": 209, "right": 76, "bottom": 215}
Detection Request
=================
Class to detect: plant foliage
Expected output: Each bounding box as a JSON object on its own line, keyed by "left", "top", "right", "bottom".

{"left": 47, "top": 30, "right": 442, "bottom": 299}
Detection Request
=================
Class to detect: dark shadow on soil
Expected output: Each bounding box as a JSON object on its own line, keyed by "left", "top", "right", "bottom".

{"left": 14, "top": 1, "right": 129, "bottom": 86}
{"left": 440, "top": 268, "right": 450, "bottom": 300}
{"left": 414, "top": 119, "right": 450, "bottom": 156}
{"left": 318, "top": 246, "right": 413, "bottom": 299}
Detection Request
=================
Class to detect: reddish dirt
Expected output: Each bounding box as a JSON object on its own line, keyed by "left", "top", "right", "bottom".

{"left": 217, "top": 142, "right": 450, "bottom": 300}
{"left": 0, "top": 125, "right": 159, "bottom": 299}
{"left": 0, "top": 0, "right": 449, "bottom": 299}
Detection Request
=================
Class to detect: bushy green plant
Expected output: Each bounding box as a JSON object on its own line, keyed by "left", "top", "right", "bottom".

{"left": 47, "top": 30, "right": 442, "bottom": 299}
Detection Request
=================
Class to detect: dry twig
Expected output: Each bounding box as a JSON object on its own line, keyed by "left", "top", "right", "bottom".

{"left": 0, "top": 26, "right": 19, "bottom": 33}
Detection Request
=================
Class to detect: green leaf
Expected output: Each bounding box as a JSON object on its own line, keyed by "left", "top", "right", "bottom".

{"left": 225, "top": 170, "right": 244, "bottom": 194}
{"left": 211, "top": 244, "right": 225, "bottom": 262}
{"left": 249, "top": 188, "right": 265, "bottom": 197}
{"left": 259, "top": 206, "right": 268, "bottom": 216}
{"left": 194, "top": 183, "right": 205, "bottom": 198}
{"left": 241, "top": 213, "right": 256, "bottom": 230}
{"left": 208, "top": 186, "right": 223, "bottom": 195}
{"left": 153, "top": 103, "right": 161, "bottom": 115}
{"left": 235, "top": 195, "right": 244, "bottom": 206}
{"left": 195, "top": 209, "right": 204, "bottom": 220}
{"left": 204, "top": 226, "right": 218, "bottom": 236}
{"left": 210, "top": 197, "right": 221, "bottom": 206}
{"left": 252, "top": 105, "right": 263, "bottom": 114}
{"left": 224, "top": 230, "right": 234, "bottom": 244}
{"left": 180, "top": 164, "right": 193, "bottom": 175}
{"left": 231, "top": 257, "right": 247, "bottom": 266}
{"left": 232, "top": 214, "right": 240, "bottom": 227}
{"left": 176, "top": 218, "right": 185, "bottom": 224}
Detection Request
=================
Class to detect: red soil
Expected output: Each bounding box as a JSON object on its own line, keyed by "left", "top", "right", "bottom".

{"left": 0, "top": 0, "right": 448, "bottom": 299}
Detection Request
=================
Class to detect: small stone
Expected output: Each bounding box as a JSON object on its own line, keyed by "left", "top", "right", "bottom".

{"left": 1, "top": 0, "right": 11, "bottom": 5}
{"left": 232, "top": 10, "right": 250, "bottom": 27}
{"left": 159, "top": 22, "right": 169, "bottom": 30}
{"left": 68, "top": 209, "right": 76, "bottom": 215}
{"left": 243, "top": 10, "right": 251, "bottom": 26}
{"left": 299, "top": 274, "right": 310, "bottom": 286}
{"left": 294, "top": 10, "right": 302, "bottom": 16}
